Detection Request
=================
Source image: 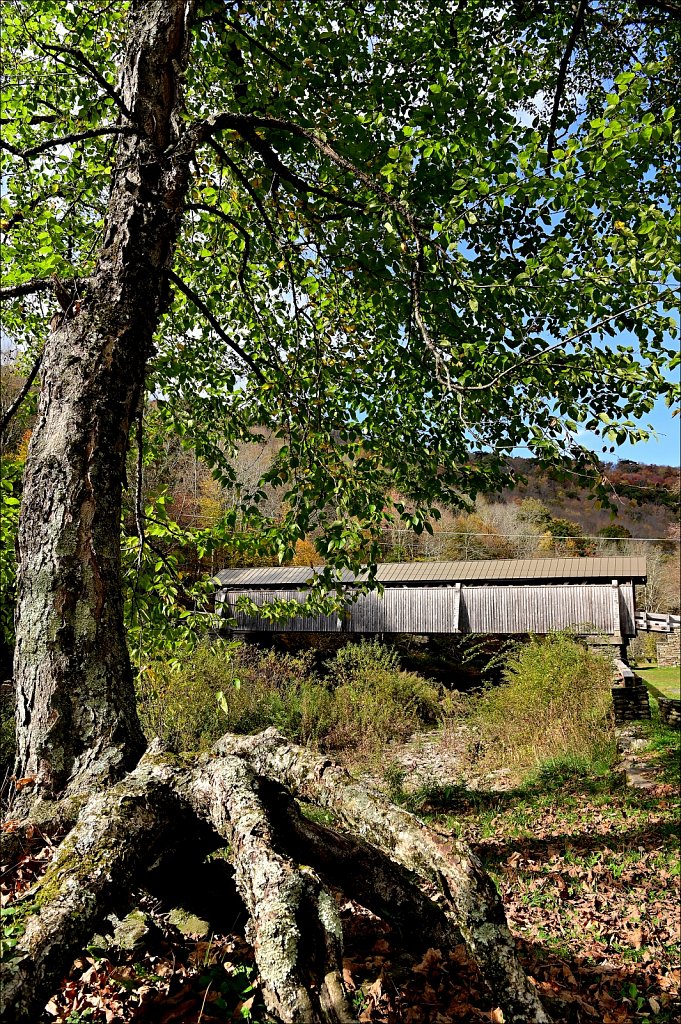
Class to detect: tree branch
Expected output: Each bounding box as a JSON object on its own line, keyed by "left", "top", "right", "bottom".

{"left": 2, "top": 126, "right": 136, "bottom": 160}
{"left": 0, "top": 114, "right": 60, "bottom": 126}
{"left": 197, "top": 7, "right": 295, "bottom": 70}
{"left": 1, "top": 275, "right": 88, "bottom": 307}
{"left": 207, "top": 140, "right": 302, "bottom": 358}
{"left": 39, "top": 44, "right": 135, "bottom": 122}
{"left": 197, "top": 111, "right": 467, "bottom": 299}
{"left": 467, "top": 299, "right": 658, "bottom": 393}
{"left": 236, "top": 126, "right": 364, "bottom": 208}
{"left": 219, "top": 16, "right": 294, "bottom": 71}
{"left": 187, "top": 201, "right": 274, "bottom": 342}
{"left": 208, "top": 141, "right": 284, "bottom": 257}
{"left": 0, "top": 349, "right": 43, "bottom": 437}
{"left": 412, "top": 237, "right": 458, "bottom": 393}
{"left": 166, "top": 269, "right": 266, "bottom": 382}
{"left": 547, "top": 0, "right": 589, "bottom": 167}
{"left": 197, "top": 112, "right": 418, "bottom": 230}
{"left": 636, "top": 0, "right": 681, "bottom": 15}
{"left": 0, "top": 278, "right": 55, "bottom": 300}
{"left": 187, "top": 202, "right": 252, "bottom": 293}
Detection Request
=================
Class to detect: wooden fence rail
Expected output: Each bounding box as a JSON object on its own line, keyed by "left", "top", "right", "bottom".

{"left": 634, "top": 611, "right": 680, "bottom": 633}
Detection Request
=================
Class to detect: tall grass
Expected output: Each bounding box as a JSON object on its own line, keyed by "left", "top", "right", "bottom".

{"left": 324, "top": 639, "right": 440, "bottom": 749}
{"left": 136, "top": 639, "right": 441, "bottom": 754}
{"left": 470, "top": 633, "right": 616, "bottom": 772}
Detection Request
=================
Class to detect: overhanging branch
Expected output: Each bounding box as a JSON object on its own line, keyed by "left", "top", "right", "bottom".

{"left": 197, "top": 10, "right": 294, "bottom": 71}
{"left": 547, "top": 0, "right": 589, "bottom": 167}
{"left": 467, "top": 299, "right": 658, "bottom": 393}
{"left": 197, "top": 112, "right": 419, "bottom": 232}
{"left": 2, "top": 126, "right": 136, "bottom": 160}
{"left": 0, "top": 275, "right": 88, "bottom": 306}
{"left": 236, "top": 126, "right": 364, "bottom": 208}
{"left": 412, "top": 237, "right": 459, "bottom": 393}
{"left": 187, "top": 201, "right": 273, "bottom": 339}
{"left": 167, "top": 269, "right": 266, "bottom": 383}
{"left": 39, "top": 43, "right": 135, "bottom": 122}
{"left": 187, "top": 202, "right": 252, "bottom": 293}
{"left": 0, "top": 278, "right": 55, "bottom": 300}
{"left": 636, "top": 0, "right": 681, "bottom": 15}
{"left": 199, "top": 112, "right": 439, "bottom": 348}
{"left": 207, "top": 140, "right": 302, "bottom": 356}
{"left": 0, "top": 349, "right": 43, "bottom": 437}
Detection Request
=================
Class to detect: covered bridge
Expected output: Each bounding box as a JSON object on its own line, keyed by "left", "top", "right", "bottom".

{"left": 215, "top": 556, "right": 646, "bottom": 641}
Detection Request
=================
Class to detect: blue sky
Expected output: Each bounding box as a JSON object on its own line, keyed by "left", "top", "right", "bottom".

{"left": 595, "top": 325, "right": 680, "bottom": 466}
{"left": 549, "top": 318, "right": 680, "bottom": 466}
{"left": 583, "top": 395, "right": 679, "bottom": 465}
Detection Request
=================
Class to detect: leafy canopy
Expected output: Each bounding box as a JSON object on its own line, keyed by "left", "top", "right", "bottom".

{"left": 1, "top": 0, "right": 679, "bottom": 589}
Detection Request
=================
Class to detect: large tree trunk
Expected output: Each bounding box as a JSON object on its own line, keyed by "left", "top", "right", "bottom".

{"left": 12, "top": 0, "right": 197, "bottom": 798}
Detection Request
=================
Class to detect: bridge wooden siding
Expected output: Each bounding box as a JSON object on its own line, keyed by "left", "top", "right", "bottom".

{"left": 462, "top": 583, "right": 635, "bottom": 636}
{"left": 215, "top": 557, "right": 644, "bottom": 638}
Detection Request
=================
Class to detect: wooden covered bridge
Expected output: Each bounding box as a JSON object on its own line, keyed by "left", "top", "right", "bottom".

{"left": 215, "top": 556, "right": 646, "bottom": 643}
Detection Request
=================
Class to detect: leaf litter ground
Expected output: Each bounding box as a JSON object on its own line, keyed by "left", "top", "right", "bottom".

{"left": 1, "top": 745, "right": 678, "bottom": 1023}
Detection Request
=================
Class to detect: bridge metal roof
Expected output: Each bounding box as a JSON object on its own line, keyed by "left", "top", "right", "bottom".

{"left": 215, "top": 556, "right": 646, "bottom": 589}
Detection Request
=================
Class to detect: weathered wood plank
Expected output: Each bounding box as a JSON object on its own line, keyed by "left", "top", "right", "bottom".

{"left": 218, "top": 581, "right": 638, "bottom": 637}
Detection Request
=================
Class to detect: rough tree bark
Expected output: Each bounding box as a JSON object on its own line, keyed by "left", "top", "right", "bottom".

{"left": 13, "top": 0, "right": 197, "bottom": 796}
{"left": 1, "top": 733, "right": 551, "bottom": 1024}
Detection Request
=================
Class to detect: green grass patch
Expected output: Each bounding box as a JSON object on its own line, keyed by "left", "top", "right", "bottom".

{"left": 636, "top": 665, "right": 680, "bottom": 699}
{"left": 632, "top": 696, "right": 681, "bottom": 787}
{"left": 400, "top": 754, "right": 681, "bottom": 992}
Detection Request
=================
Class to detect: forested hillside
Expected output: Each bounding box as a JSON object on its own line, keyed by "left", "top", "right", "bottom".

{"left": 497, "top": 457, "right": 680, "bottom": 539}
{"left": 2, "top": 363, "right": 678, "bottom": 545}
{"left": 2, "top": 398, "right": 679, "bottom": 662}
{"left": 1, "top": 2, "right": 680, "bottom": 1021}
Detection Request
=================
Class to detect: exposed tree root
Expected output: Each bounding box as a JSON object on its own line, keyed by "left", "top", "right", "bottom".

{"left": 214, "top": 728, "right": 551, "bottom": 1024}
{"left": 183, "top": 754, "right": 356, "bottom": 1023}
{"left": 0, "top": 756, "right": 182, "bottom": 1024}
{"left": 1, "top": 794, "right": 85, "bottom": 868}
{"left": 1, "top": 731, "right": 551, "bottom": 1024}
{"left": 264, "top": 779, "right": 461, "bottom": 952}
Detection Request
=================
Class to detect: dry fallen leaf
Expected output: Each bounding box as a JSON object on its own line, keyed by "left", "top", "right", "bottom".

{"left": 13, "top": 776, "right": 37, "bottom": 790}
{"left": 413, "top": 947, "right": 443, "bottom": 975}
{"left": 342, "top": 966, "right": 356, "bottom": 990}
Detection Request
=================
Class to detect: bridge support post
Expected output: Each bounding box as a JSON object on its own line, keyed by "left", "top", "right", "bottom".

{"left": 611, "top": 579, "right": 621, "bottom": 639}
{"left": 656, "top": 633, "right": 680, "bottom": 667}
{"left": 453, "top": 582, "right": 461, "bottom": 633}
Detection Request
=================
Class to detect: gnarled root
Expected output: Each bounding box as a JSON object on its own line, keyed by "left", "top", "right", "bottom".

{"left": 0, "top": 756, "right": 182, "bottom": 1024}
{"left": 1, "top": 731, "right": 551, "bottom": 1024}
{"left": 215, "top": 728, "right": 551, "bottom": 1024}
{"left": 182, "top": 754, "right": 356, "bottom": 1023}
{"left": 262, "top": 778, "right": 461, "bottom": 951}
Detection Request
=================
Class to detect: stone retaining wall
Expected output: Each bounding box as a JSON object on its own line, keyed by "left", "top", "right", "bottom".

{"left": 611, "top": 683, "right": 651, "bottom": 724}
{"left": 656, "top": 633, "right": 680, "bottom": 667}
{"left": 656, "top": 696, "right": 680, "bottom": 728}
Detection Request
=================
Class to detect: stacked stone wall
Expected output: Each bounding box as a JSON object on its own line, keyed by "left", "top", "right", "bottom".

{"left": 611, "top": 683, "right": 651, "bottom": 724}
{"left": 656, "top": 696, "right": 680, "bottom": 728}
{"left": 656, "top": 633, "right": 680, "bottom": 667}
